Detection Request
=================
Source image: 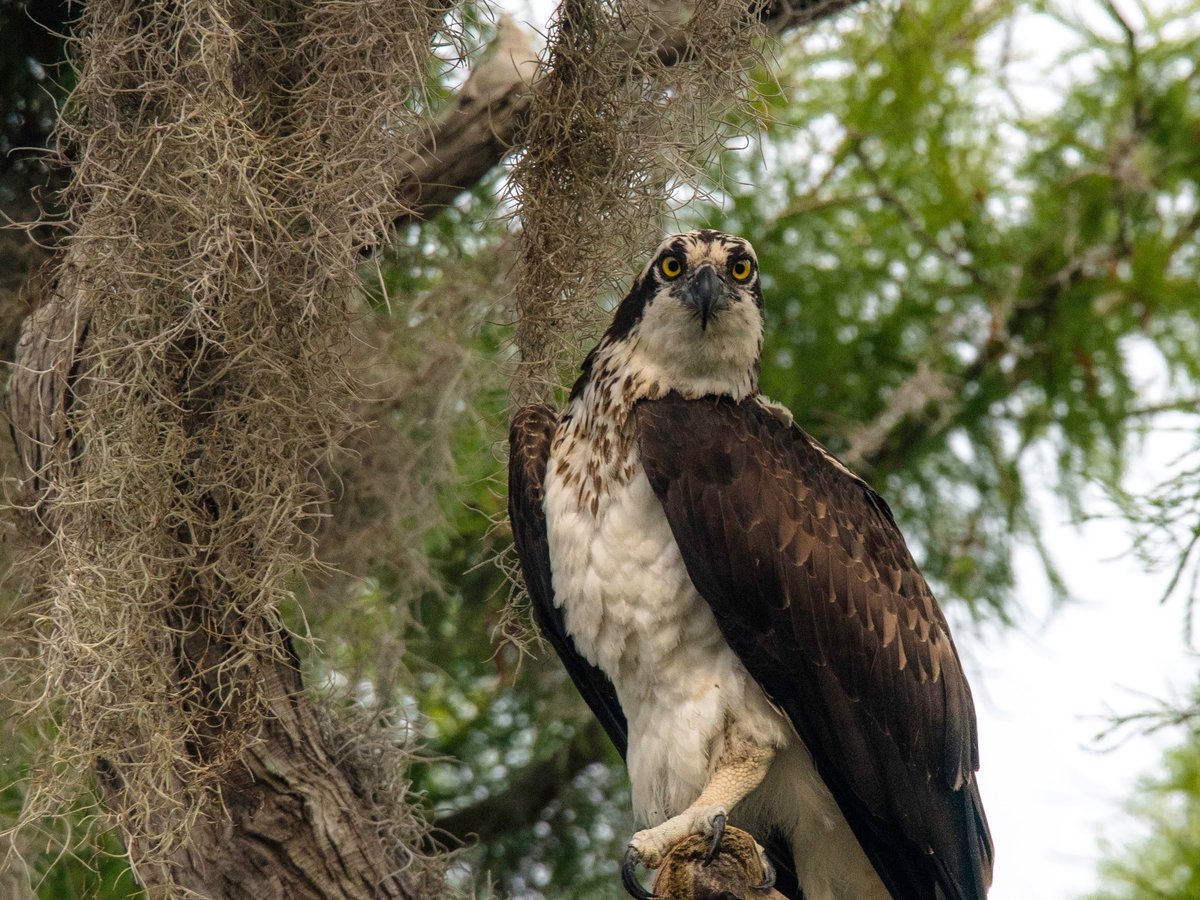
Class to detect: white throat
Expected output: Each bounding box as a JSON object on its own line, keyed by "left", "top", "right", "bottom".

{"left": 597, "top": 300, "right": 762, "bottom": 408}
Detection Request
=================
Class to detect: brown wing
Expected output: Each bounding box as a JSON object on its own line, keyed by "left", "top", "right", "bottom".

{"left": 508, "top": 404, "right": 628, "bottom": 757}
{"left": 636, "top": 392, "right": 993, "bottom": 900}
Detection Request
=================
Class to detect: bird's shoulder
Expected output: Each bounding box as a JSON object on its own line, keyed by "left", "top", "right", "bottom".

{"left": 634, "top": 390, "right": 891, "bottom": 521}
{"left": 632, "top": 390, "right": 991, "bottom": 899}
{"left": 633, "top": 390, "right": 970, "bottom": 771}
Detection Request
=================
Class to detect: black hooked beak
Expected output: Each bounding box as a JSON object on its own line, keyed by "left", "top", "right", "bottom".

{"left": 686, "top": 265, "right": 723, "bottom": 331}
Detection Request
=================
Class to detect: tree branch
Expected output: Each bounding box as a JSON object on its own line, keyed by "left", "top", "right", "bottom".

{"left": 843, "top": 245, "right": 1122, "bottom": 476}
{"left": 850, "top": 138, "right": 989, "bottom": 290}
{"left": 387, "top": 14, "right": 540, "bottom": 231}
{"left": 381, "top": 0, "right": 865, "bottom": 241}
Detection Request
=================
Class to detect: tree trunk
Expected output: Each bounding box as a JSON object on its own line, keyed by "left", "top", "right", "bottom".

{"left": 5, "top": 0, "right": 451, "bottom": 893}
{"left": 119, "top": 652, "right": 422, "bottom": 899}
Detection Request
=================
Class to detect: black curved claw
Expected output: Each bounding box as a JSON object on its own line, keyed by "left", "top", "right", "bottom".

{"left": 622, "top": 847, "right": 654, "bottom": 900}
{"left": 703, "top": 812, "right": 727, "bottom": 866}
{"left": 752, "top": 853, "right": 776, "bottom": 892}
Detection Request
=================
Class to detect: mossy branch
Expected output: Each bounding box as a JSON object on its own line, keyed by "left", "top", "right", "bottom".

{"left": 381, "top": 0, "right": 864, "bottom": 240}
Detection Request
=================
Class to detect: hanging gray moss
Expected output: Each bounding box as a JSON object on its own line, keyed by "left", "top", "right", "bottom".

{"left": 9, "top": 0, "right": 459, "bottom": 883}
{"left": 509, "top": 0, "right": 767, "bottom": 405}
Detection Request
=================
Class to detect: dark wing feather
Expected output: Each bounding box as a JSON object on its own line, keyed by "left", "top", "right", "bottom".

{"left": 508, "top": 404, "right": 628, "bottom": 758}
{"left": 636, "top": 393, "right": 993, "bottom": 900}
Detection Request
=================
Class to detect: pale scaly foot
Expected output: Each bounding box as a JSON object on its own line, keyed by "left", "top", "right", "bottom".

{"left": 620, "top": 737, "right": 777, "bottom": 898}
{"left": 622, "top": 804, "right": 727, "bottom": 900}
{"left": 630, "top": 803, "right": 728, "bottom": 870}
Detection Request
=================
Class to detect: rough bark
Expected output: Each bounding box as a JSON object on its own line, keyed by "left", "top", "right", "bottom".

{"left": 7, "top": 276, "right": 84, "bottom": 516}
{"left": 114, "top": 646, "right": 422, "bottom": 900}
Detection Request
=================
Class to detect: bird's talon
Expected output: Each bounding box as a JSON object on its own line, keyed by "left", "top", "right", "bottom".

{"left": 752, "top": 852, "right": 776, "bottom": 891}
{"left": 621, "top": 846, "right": 654, "bottom": 900}
{"left": 703, "top": 812, "right": 727, "bottom": 866}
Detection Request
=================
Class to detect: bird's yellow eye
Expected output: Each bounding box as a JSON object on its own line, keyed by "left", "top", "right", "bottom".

{"left": 730, "top": 258, "right": 753, "bottom": 282}
{"left": 660, "top": 255, "right": 683, "bottom": 279}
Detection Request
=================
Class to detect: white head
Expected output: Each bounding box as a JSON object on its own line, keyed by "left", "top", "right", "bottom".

{"left": 588, "top": 230, "right": 765, "bottom": 401}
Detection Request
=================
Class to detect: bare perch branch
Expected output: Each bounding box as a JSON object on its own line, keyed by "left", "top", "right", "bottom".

{"left": 651, "top": 827, "right": 787, "bottom": 900}
{"left": 388, "top": 14, "right": 541, "bottom": 230}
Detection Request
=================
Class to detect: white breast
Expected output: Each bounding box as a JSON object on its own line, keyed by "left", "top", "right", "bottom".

{"left": 543, "top": 440, "right": 789, "bottom": 825}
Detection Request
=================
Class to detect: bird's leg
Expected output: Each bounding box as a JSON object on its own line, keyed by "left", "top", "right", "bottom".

{"left": 626, "top": 738, "right": 775, "bottom": 874}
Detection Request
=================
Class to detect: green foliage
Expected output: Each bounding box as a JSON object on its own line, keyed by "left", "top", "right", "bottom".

{"left": 1092, "top": 718, "right": 1200, "bottom": 900}
{"left": 0, "top": 0, "right": 72, "bottom": 209}
{"left": 0, "top": 731, "right": 143, "bottom": 899}
{"left": 695, "top": 0, "right": 1200, "bottom": 615}
{"left": 26, "top": 831, "right": 142, "bottom": 900}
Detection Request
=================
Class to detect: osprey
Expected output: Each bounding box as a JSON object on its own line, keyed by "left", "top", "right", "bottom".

{"left": 508, "top": 230, "right": 993, "bottom": 900}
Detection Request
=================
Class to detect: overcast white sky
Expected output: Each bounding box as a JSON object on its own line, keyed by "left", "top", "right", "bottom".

{"left": 950, "top": 5, "right": 1198, "bottom": 895}
{"left": 503, "top": 1, "right": 1199, "bottom": 896}
{"left": 963, "top": 478, "right": 1197, "bottom": 899}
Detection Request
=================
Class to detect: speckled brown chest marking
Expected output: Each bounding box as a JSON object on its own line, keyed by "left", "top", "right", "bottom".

{"left": 551, "top": 355, "right": 662, "bottom": 517}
